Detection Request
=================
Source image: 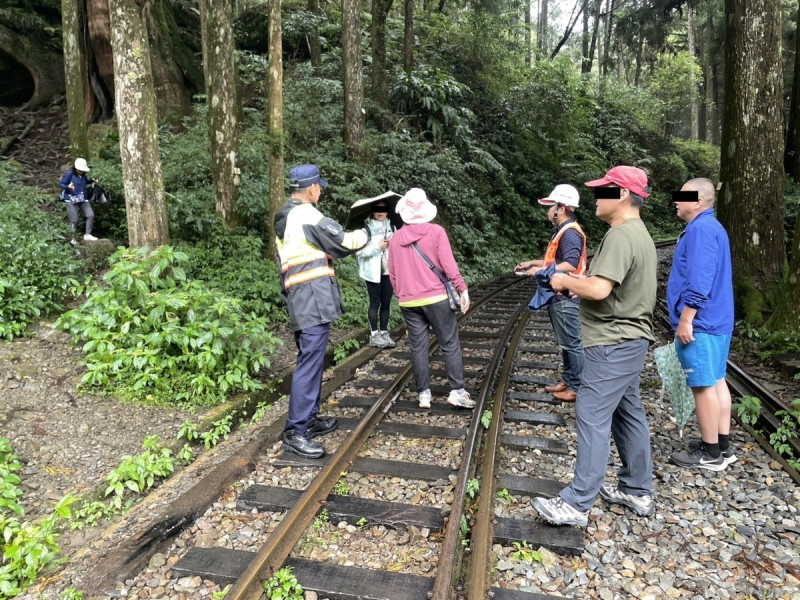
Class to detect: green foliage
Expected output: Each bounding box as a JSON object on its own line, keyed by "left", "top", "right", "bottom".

{"left": 512, "top": 541, "right": 542, "bottom": 564}
{"left": 56, "top": 246, "right": 279, "bottom": 406}
{"left": 332, "top": 338, "right": 361, "bottom": 365}
{"left": 771, "top": 399, "right": 800, "bottom": 468}
{"left": 733, "top": 396, "right": 761, "bottom": 427}
{"left": 646, "top": 51, "right": 703, "bottom": 138}
{"left": 465, "top": 478, "right": 479, "bottom": 500}
{"left": 103, "top": 436, "right": 174, "bottom": 509}
{"left": 262, "top": 566, "right": 303, "bottom": 600}
{"left": 496, "top": 488, "right": 512, "bottom": 505}
{"left": 60, "top": 587, "right": 84, "bottom": 600}
{"left": 199, "top": 414, "right": 234, "bottom": 450}
{"left": 0, "top": 164, "right": 81, "bottom": 340}
{"left": 69, "top": 500, "right": 118, "bottom": 530}
{"left": 313, "top": 508, "right": 329, "bottom": 531}
{"left": 0, "top": 438, "right": 76, "bottom": 598}
{"left": 333, "top": 472, "right": 350, "bottom": 496}
{"left": 481, "top": 410, "right": 492, "bottom": 429}
{"left": 250, "top": 401, "right": 272, "bottom": 423}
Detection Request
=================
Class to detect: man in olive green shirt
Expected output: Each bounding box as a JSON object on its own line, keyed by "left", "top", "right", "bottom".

{"left": 533, "top": 166, "right": 657, "bottom": 527}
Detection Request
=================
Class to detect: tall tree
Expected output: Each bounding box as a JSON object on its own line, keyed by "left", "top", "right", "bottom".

{"left": 404, "top": 0, "right": 414, "bottom": 72}
{"left": 687, "top": 1, "right": 698, "bottom": 140}
{"left": 342, "top": 0, "right": 365, "bottom": 157}
{"left": 718, "top": 0, "right": 783, "bottom": 325}
{"left": 200, "top": 0, "right": 240, "bottom": 227}
{"left": 107, "top": 0, "right": 169, "bottom": 248}
{"left": 61, "top": 0, "right": 89, "bottom": 158}
{"left": 371, "top": 0, "right": 394, "bottom": 110}
{"left": 268, "top": 0, "right": 285, "bottom": 259}
{"left": 583, "top": 0, "right": 602, "bottom": 73}
{"left": 307, "top": 0, "right": 322, "bottom": 69}
{"left": 538, "top": 0, "right": 548, "bottom": 55}
{"left": 785, "top": 5, "right": 800, "bottom": 178}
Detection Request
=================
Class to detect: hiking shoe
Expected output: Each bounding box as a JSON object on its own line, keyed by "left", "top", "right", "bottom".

{"left": 370, "top": 331, "right": 388, "bottom": 348}
{"left": 447, "top": 389, "right": 475, "bottom": 409}
{"left": 533, "top": 496, "right": 588, "bottom": 527}
{"left": 671, "top": 444, "right": 725, "bottom": 471}
{"left": 599, "top": 483, "right": 654, "bottom": 516}
{"left": 83, "top": 233, "right": 98, "bottom": 241}
{"left": 379, "top": 331, "right": 396, "bottom": 348}
{"left": 418, "top": 389, "right": 432, "bottom": 409}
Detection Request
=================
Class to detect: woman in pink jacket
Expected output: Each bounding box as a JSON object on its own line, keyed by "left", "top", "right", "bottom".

{"left": 388, "top": 188, "right": 473, "bottom": 410}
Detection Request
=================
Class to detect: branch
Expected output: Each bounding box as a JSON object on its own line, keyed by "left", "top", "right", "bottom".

{"left": 550, "top": 0, "right": 588, "bottom": 59}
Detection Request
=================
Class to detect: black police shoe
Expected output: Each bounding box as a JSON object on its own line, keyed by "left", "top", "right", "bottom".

{"left": 282, "top": 430, "right": 326, "bottom": 459}
{"left": 307, "top": 415, "right": 338, "bottom": 439}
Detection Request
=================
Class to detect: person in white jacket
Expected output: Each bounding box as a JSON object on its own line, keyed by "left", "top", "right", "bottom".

{"left": 356, "top": 201, "right": 397, "bottom": 348}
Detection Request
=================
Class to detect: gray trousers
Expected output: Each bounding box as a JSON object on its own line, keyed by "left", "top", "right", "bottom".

{"left": 400, "top": 299, "right": 464, "bottom": 392}
{"left": 560, "top": 338, "right": 652, "bottom": 512}
{"left": 66, "top": 202, "right": 94, "bottom": 235}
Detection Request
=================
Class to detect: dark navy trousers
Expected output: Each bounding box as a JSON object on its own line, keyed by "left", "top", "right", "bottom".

{"left": 286, "top": 323, "right": 330, "bottom": 435}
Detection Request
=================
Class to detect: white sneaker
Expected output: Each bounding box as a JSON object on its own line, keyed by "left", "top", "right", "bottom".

{"left": 418, "top": 389, "right": 432, "bottom": 409}
{"left": 599, "top": 483, "right": 654, "bottom": 516}
{"left": 447, "top": 389, "right": 475, "bottom": 409}
{"left": 379, "top": 331, "right": 396, "bottom": 348}
{"left": 83, "top": 234, "right": 98, "bottom": 241}
{"left": 533, "top": 496, "right": 589, "bottom": 527}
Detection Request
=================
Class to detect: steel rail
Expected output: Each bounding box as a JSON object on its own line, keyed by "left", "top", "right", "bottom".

{"left": 430, "top": 298, "right": 530, "bottom": 600}
{"left": 227, "top": 275, "right": 529, "bottom": 600}
{"left": 465, "top": 309, "right": 531, "bottom": 599}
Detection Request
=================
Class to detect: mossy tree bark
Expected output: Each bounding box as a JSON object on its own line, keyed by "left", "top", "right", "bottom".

{"left": 108, "top": 0, "right": 170, "bottom": 249}
{"left": 342, "top": 0, "right": 365, "bottom": 158}
{"left": 268, "top": 0, "right": 285, "bottom": 260}
{"left": 718, "top": 0, "right": 784, "bottom": 327}
{"left": 403, "top": 0, "right": 413, "bottom": 73}
{"left": 200, "top": 0, "right": 240, "bottom": 227}
{"left": 61, "top": 0, "right": 89, "bottom": 158}
{"left": 370, "top": 0, "right": 393, "bottom": 110}
{"left": 307, "top": 0, "right": 321, "bottom": 70}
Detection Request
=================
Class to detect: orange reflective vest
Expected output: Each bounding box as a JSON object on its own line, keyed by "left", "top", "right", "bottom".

{"left": 543, "top": 221, "right": 587, "bottom": 276}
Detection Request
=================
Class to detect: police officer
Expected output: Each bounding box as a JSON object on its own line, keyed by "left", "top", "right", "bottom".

{"left": 274, "top": 164, "right": 369, "bottom": 458}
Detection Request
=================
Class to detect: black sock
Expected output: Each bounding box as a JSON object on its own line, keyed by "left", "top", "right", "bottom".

{"left": 718, "top": 434, "right": 730, "bottom": 452}
{"left": 702, "top": 441, "right": 721, "bottom": 458}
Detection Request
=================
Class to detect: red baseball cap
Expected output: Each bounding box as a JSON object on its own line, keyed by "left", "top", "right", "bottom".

{"left": 585, "top": 166, "right": 650, "bottom": 198}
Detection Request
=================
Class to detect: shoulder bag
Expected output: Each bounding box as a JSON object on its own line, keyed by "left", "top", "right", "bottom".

{"left": 411, "top": 242, "right": 461, "bottom": 311}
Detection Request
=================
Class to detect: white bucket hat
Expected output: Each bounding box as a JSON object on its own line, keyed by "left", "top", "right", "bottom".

{"left": 397, "top": 188, "right": 437, "bottom": 224}
{"left": 74, "top": 158, "right": 90, "bottom": 172}
{"left": 538, "top": 184, "right": 579, "bottom": 209}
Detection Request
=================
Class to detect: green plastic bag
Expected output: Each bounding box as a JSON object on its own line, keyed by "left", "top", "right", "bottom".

{"left": 653, "top": 342, "right": 695, "bottom": 436}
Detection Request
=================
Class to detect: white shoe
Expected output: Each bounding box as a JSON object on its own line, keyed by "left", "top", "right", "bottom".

{"left": 418, "top": 389, "right": 432, "bottom": 409}
{"left": 533, "top": 496, "right": 589, "bottom": 527}
{"left": 447, "top": 389, "right": 475, "bottom": 409}
{"left": 83, "top": 234, "right": 98, "bottom": 241}
{"left": 379, "top": 331, "right": 396, "bottom": 348}
{"left": 599, "top": 483, "right": 654, "bottom": 516}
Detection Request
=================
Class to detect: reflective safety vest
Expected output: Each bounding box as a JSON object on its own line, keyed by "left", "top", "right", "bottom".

{"left": 276, "top": 201, "right": 335, "bottom": 291}
{"left": 544, "top": 221, "right": 587, "bottom": 276}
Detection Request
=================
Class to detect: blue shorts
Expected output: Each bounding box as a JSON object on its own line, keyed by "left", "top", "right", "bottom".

{"left": 675, "top": 333, "right": 731, "bottom": 387}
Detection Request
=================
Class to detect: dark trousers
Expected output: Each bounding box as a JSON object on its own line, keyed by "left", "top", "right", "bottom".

{"left": 365, "top": 275, "right": 394, "bottom": 330}
{"left": 66, "top": 201, "right": 94, "bottom": 235}
{"left": 286, "top": 323, "right": 330, "bottom": 435}
{"left": 401, "top": 299, "right": 464, "bottom": 392}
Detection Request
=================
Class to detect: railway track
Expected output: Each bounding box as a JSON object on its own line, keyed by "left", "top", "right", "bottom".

{"left": 72, "top": 249, "right": 800, "bottom": 599}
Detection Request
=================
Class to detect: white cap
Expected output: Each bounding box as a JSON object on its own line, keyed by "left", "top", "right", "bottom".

{"left": 74, "top": 158, "right": 90, "bottom": 172}
{"left": 538, "top": 184, "right": 579, "bottom": 209}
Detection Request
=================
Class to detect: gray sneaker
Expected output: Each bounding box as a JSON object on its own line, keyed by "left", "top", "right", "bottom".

{"left": 599, "top": 483, "right": 654, "bottom": 516}
{"left": 671, "top": 444, "right": 725, "bottom": 471}
{"left": 447, "top": 389, "right": 475, "bottom": 409}
{"left": 370, "top": 331, "right": 389, "bottom": 348}
{"left": 533, "top": 496, "right": 588, "bottom": 527}
{"left": 379, "top": 331, "right": 396, "bottom": 348}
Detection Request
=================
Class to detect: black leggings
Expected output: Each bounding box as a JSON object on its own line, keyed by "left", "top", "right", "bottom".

{"left": 365, "top": 275, "right": 394, "bottom": 330}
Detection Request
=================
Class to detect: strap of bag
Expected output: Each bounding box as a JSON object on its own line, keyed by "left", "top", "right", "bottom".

{"left": 411, "top": 242, "right": 448, "bottom": 285}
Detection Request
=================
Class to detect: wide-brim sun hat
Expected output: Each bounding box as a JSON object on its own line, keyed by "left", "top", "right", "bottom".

{"left": 74, "top": 158, "right": 90, "bottom": 172}
{"left": 538, "top": 184, "right": 579, "bottom": 209}
{"left": 585, "top": 165, "right": 650, "bottom": 198}
{"left": 397, "top": 188, "right": 437, "bottom": 224}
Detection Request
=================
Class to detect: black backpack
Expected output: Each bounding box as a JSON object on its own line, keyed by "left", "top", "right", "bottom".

{"left": 89, "top": 184, "right": 110, "bottom": 204}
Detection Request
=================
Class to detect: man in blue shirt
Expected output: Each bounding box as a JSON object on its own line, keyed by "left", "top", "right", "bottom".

{"left": 667, "top": 178, "right": 735, "bottom": 471}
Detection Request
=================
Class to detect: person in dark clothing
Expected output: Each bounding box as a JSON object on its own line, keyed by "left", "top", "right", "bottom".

{"left": 59, "top": 157, "right": 97, "bottom": 242}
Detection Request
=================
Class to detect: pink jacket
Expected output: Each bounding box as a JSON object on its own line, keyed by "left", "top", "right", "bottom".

{"left": 388, "top": 223, "right": 468, "bottom": 303}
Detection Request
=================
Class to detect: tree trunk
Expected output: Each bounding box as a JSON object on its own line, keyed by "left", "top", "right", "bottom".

{"left": 769, "top": 203, "right": 800, "bottom": 328}
{"left": 307, "top": 0, "right": 322, "bottom": 69}
{"left": 108, "top": 0, "right": 170, "bottom": 249}
{"left": 581, "top": 1, "right": 589, "bottom": 72}
{"left": 342, "top": 0, "right": 366, "bottom": 157}
{"left": 371, "top": 0, "right": 394, "bottom": 110}
{"left": 550, "top": 0, "right": 586, "bottom": 60}
{"left": 697, "top": 7, "right": 707, "bottom": 141}
{"left": 538, "top": 0, "right": 548, "bottom": 55}
{"left": 0, "top": 25, "right": 65, "bottom": 108}
{"left": 719, "top": 0, "right": 783, "bottom": 326}
{"left": 403, "top": 0, "right": 414, "bottom": 73}
{"left": 634, "top": 28, "right": 643, "bottom": 86}
{"left": 62, "top": 0, "right": 89, "bottom": 158}
{"left": 200, "top": 0, "right": 240, "bottom": 227}
{"left": 687, "top": 1, "right": 698, "bottom": 140}
{"left": 584, "top": 0, "right": 601, "bottom": 74}
{"left": 268, "top": 0, "right": 284, "bottom": 260}
{"left": 785, "top": 6, "right": 800, "bottom": 178}
{"left": 601, "top": 0, "right": 613, "bottom": 76}
{"left": 526, "top": 0, "right": 533, "bottom": 68}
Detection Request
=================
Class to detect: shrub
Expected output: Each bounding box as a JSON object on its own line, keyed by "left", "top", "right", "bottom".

{"left": 56, "top": 246, "right": 281, "bottom": 407}
{"left": 0, "top": 164, "right": 81, "bottom": 340}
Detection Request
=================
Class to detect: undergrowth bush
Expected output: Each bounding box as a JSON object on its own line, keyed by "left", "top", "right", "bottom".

{"left": 0, "top": 164, "right": 81, "bottom": 340}
{"left": 56, "top": 246, "right": 281, "bottom": 407}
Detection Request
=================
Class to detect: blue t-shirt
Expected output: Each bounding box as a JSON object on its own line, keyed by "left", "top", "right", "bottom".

{"left": 666, "top": 209, "right": 734, "bottom": 335}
